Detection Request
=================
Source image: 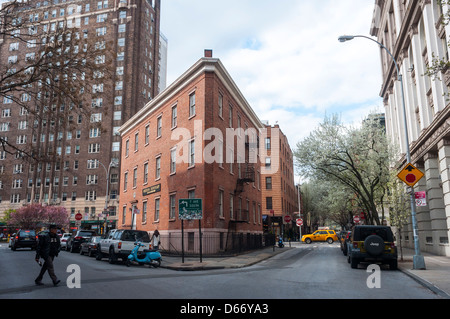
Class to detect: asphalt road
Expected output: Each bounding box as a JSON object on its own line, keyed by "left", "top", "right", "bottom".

{"left": 0, "top": 242, "right": 442, "bottom": 300}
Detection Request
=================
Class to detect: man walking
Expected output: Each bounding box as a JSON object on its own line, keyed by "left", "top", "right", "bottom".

{"left": 35, "top": 224, "right": 61, "bottom": 286}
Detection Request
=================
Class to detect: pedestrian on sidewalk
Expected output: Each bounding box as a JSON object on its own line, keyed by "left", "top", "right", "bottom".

{"left": 151, "top": 229, "right": 160, "bottom": 250}
{"left": 35, "top": 224, "right": 61, "bottom": 287}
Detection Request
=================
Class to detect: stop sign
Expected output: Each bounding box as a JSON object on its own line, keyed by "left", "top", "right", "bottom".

{"left": 353, "top": 215, "right": 360, "bottom": 223}
{"left": 75, "top": 213, "right": 83, "bottom": 221}
{"left": 296, "top": 219, "right": 303, "bottom": 226}
{"left": 284, "top": 215, "right": 292, "bottom": 223}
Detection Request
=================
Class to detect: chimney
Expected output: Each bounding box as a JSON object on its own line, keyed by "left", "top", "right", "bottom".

{"left": 204, "top": 49, "right": 213, "bottom": 58}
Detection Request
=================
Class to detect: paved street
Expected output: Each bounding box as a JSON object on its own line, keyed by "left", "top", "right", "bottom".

{"left": 0, "top": 242, "right": 442, "bottom": 300}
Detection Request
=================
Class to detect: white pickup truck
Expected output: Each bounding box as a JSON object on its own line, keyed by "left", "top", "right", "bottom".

{"left": 96, "top": 229, "right": 152, "bottom": 264}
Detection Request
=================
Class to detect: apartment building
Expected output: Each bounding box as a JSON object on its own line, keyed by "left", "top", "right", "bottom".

{"left": 371, "top": 0, "right": 450, "bottom": 256}
{"left": 0, "top": 0, "right": 162, "bottom": 231}
{"left": 260, "top": 123, "right": 299, "bottom": 237}
{"left": 119, "top": 51, "right": 266, "bottom": 253}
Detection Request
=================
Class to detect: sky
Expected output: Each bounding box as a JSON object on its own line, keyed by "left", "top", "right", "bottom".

{"left": 0, "top": 0, "right": 384, "bottom": 181}
{"left": 160, "top": 0, "right": 384, "bottom": 160}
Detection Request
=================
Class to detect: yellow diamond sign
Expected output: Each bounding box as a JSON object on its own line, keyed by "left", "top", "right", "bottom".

{"left": 397, "top": 163, "right": 424, "bottom": 187}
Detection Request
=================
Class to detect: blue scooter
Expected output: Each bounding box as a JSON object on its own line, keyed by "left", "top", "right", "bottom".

{"left": 126, "top": 242, "right": 162, "bottom": 268}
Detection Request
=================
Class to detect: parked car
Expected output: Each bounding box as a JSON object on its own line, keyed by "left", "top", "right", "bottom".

{"left": 80, "top": 236, "right": 102, "bottom": 257}
{"left": 10, "top": 229, "right": 38, "bottom": 251}
{"left": 347, "top": 225, "right": 397, "bottom": 270}
{"left": 60, "top": 233, "right": 72, "bottom": 250}
{"left": 96, "top": 229, "right": 151, "bottom": 264}
{"left": 67, "top": 230, "right": 97, "bottom": 253}
{"left": 302, "top": 230, "right": 338, "bottom": 244}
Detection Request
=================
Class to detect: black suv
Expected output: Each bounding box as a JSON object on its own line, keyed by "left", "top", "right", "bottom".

{"left": 10, "top": 229, "right": 38, "bottom": 250}
{"left": 348, "top": 225, "right": 397, "bottom": 270}
{"left": 67, "top": 230, "right": 97, "bottom": 253}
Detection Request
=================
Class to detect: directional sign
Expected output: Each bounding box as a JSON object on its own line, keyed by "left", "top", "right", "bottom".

{"left": 397, "top": 163, "right": 424, "bottom": 187}
{"left": 179, "top": 198, "right": 203, "bottom": 220}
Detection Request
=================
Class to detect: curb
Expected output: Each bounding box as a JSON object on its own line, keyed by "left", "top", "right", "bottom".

{"left": 399, "top": 267, "right": 450, "bottom": 299}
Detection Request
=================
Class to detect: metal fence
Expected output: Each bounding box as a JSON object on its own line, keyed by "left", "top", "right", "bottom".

{"left": 159, "top": 232, "right": 275, "bottom": 256}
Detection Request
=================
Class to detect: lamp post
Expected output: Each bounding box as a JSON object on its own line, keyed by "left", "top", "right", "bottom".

{"left": 338, "top": 35, "right": 426, "bottom": 270}
{"left": 89, "top": 159, "right": 119, "bottom": 234}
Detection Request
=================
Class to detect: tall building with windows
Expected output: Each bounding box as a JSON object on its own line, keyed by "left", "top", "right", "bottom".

{"left": 0, "top": 0, "right": 163, "bottom": 231}
{"left": 371, "top": 0, "right": 450, "bottom": 256}
{"left": 260, "top": 123, "right": 298, "bottom": 238}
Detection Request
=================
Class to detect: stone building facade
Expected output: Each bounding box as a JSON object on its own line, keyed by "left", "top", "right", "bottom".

{"left": 371, "top": 0, "right": 450, "bottom": 256}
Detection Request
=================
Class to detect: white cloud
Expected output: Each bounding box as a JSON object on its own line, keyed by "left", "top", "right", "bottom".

{"left": 161, "top": 0, "right": 384, "bottom": 155}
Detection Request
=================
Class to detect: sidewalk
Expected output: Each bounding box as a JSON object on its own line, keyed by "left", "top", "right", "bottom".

{"left": 160, "top": 245, "right": 290, "bottom": 271}
{"left": 397, "top": 248, "right": 450, "bottom": 298}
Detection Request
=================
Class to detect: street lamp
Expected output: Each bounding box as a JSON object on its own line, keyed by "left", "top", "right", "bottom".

{"left": 89, "top": 158, "right": 119, "bottom": 234}
{"left": 338, "top": 34, "right": 426, "bottom": 270}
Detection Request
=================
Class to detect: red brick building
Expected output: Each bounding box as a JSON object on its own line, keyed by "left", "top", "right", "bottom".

{"left": 260, "top": 124, "right": 299, "bottom": 237}
{"left": 119, "top": 51, "right": 266, "bottom": 253}
{"left": 0, "top": 0, "right": 162, "bottom": 231}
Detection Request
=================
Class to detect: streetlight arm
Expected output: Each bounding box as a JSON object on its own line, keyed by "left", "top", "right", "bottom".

{"left": 338, "top": 35, "right": 401, "bottom": 80}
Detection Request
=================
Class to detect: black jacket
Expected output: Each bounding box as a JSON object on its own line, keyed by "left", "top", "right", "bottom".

{"left": 36, "top": 232, "right": 61, "bottom": 259}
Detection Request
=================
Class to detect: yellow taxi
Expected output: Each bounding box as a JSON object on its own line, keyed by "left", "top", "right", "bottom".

{"left": 302, "top": 230, "right": 338, "bottom": 244}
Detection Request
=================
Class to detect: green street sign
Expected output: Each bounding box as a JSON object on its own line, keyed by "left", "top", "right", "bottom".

{"left": 179, "top": 198, "right": 203, "bottom": 220}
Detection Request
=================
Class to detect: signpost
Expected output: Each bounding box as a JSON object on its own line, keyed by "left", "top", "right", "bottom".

{"left": 296, "top": 218, "right": 303, "bottom": 241}
{"left": 179, "top": 199, "right": 203, "bottom": 263}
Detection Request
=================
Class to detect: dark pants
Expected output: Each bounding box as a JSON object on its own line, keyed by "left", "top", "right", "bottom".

{"left": 35, "top": 255, "right": 58, "bottom": 283}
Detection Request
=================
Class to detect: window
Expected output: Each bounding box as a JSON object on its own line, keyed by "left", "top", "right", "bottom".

{"left": 218, "top": 93, "right": 223, "bottom": 117}
{"left": 143, "top": 163, "right": 148, "bottom": 184}
{"left": 112, "top": 142, "right": 120, "bottom": 152}
{"left": 189, "top": 139, "right": 195, "bottom": 167}
{"left": 170, "top": 148, "right": 176, "bottom": 174}
{"left": 96, "top": 13, "right": 107, "bottom": 23}
{"left": 125, "top": 139, "right": 129, "bottom": 157}
{"left": 123, "top": 172, "right": 128, "bottom": 191}
{"left": 85, "top": 191, "right": 97, "bottom": 201}
{"left": 142, "top": 201, "right": 147, "bottom": 223}
{"left": 155, "top": 156, "right": 161, "bottom": 179}
{"left": 265, "top": 177, "right": 272, "bottom": 190}
{"left": 156, "top": 116, "right": 162, "bottom": 137}
{"left": 169, "top": 194, "right": 176, "bottom": 219}
{"left": 171, "top": 105, "right": 177, "bottom": 128}
{"left": 265, "top": 137, "right": 271, "bottom": 150}
{"left": 266, "top": 197, "right": 273, "bottom": 210}
{"left": 88, "top": 143, "right": 100, "bottom": 153}
{"left": 133, "top": 168, "right": 137, "bottom": 188}
{"left": 145, "top": 125, "right": 150, "bottom": 144}
{"left": 154, "top": 198, "right": 160, "bottom": 221}
{"left": 219, "top": 190, "right": 224, "bottom": 218}
{"left": 230, "top": 194, "right": 234, "bottom": 219}
{"left": 189, "top": 92, "right": 195, "bottom": 117}
{"left": 134, "top": 133, "right": 139, "bottom": 152}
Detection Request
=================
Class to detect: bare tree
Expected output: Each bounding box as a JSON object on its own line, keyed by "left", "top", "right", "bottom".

{"left": 0, "top": 0, "right": 113, "bottom": 163}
